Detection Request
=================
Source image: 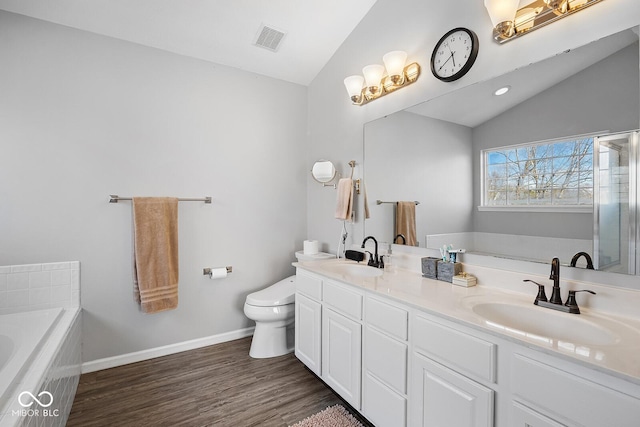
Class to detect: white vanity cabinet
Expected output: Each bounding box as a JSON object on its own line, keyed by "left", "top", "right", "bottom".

{"left": 362, "top": 295, "right": 409, "bottom": 427}
{"left": 294, "top": 270, "right": 323, "bottom": 376}
{"left": 409, "top": 313, "right": 496, "bottom": 427}
{"left": 294, "top": 265, "right": 640, "bottom": 427}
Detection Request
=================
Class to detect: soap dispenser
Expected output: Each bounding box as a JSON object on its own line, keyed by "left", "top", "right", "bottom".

{"left": 384, "top": 243, "right": 396, "bottom": 273}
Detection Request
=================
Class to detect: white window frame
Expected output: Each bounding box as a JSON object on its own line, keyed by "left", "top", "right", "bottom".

{"left": 479, "top": 132, "right": 602, "bottom": 213}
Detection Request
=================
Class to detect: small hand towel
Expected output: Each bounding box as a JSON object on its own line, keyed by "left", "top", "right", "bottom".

{"left": 335, "top": 178, "right": 354, "bottom": 221}
{"left": 363, "top": 181, "right": 370, "bottom": 220}
{"left": 132, "top": 197, "right": 179, "bottom": 313}
{"left": 395, "top": 201, "right": 417, "bottom": 246}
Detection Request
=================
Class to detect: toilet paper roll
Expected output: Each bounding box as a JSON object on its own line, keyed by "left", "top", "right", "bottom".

{"left": 304, "top": 240, "right": 319, "bottom": 255}
{"left": 209, "top": 267, "right": 228, "bottom": 279}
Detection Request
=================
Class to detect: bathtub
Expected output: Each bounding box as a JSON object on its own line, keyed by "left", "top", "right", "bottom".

{"left": 0, "top": 308, "right": 81, "bottom": 427}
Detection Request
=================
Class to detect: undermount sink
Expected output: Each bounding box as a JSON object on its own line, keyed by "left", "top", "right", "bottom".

{"left": 325, "top": 263, "right": 383, "bottom": 278}
{"left": 471, "top": 301, "right": 618, "bottom": 346}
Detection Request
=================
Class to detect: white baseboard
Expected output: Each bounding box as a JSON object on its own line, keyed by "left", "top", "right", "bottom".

{"left": 81, "top": 326, "right": 255, "bottom": 374}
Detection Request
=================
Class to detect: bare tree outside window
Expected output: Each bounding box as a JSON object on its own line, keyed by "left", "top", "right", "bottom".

{"left": 484, "top": 138, "right": 594, "bottom": 207}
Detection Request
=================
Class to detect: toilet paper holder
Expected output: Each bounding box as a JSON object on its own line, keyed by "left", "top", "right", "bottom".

{"left": 203, "top": 266, "right": 233, "bottom": 278}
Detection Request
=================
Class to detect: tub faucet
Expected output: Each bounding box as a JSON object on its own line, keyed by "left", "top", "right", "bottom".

{"left": 570, "top": 252, "right": 594, "bottom": 269}
{"left": 394, "top": 234, "right": 406, "bottom": 245}
{"left": 549, "top": 257, "right": 563, "bottom": 304}
{"left": 361, "top": 236, "right": 381, "bottom": 268}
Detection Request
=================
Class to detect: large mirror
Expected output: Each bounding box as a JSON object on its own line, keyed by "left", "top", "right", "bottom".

{"left": 364, "top": 26, "right": 639, "bottom": 275}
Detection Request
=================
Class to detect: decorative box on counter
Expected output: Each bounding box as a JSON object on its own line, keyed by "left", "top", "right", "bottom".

{"left": 452, "top": 273, "right": 477, "bottom": 287}
{"left": 437, "top": 262, "right": 462, "bottom": 283}
{"left": 421, "top": 257, "right": 440, "bottom": 279}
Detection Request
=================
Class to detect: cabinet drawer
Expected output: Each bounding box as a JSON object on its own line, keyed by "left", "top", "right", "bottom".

{"left": 413, "top": 315, "right": 496, "bottom": 383}
{"left": 363, "top": 372, "right": 406, "bottom": 427}
{"left": 323, "top": 280, "right": 362, "bottom": 320}
{"left": 365, "top": 296, "right": 408, "bottom": 340}
{"left": 364, "top": 326, "right": 407, "bottom": 393}
{"left": 512, "top": 354, "right": 640, "bottom": 427}
{"left": 511, "top": 401, "right": 567, "bottom": 427}
{"left": 295, "top": 270, "right": 322, "bottom": 301}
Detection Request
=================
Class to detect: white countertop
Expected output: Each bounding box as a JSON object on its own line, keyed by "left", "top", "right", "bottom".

{"left": 294, "top": 259, "right": 640, "bottom": 386}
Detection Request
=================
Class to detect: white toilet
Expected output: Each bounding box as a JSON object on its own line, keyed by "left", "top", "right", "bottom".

{"left": 244, "top": 275, "right": 297, "bottom": 358}
{"left": 244, "top": 251, "right": 334, "bottom": 358}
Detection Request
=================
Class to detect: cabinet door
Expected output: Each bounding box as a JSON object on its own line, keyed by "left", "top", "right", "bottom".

{"left": 295, "top": 293, "right": 321, "bottom": 376}
{"left": 363, "top": 372, "right": 407, "bottom": 427}
{"left": 322, "top": 307, "right": 362, "bottom": 409}
{"left": 410, "top": 352, "right": 493, "bottom": 427}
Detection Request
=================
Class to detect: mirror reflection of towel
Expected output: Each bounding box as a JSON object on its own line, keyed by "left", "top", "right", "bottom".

{"left": 335, "top": 178, "right": 354, "bottom": 221}
{"left": 396, "top": 201, "right": 417, "bottom": 246}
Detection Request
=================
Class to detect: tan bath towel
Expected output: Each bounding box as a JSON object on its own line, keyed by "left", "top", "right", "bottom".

{"left": 335, "top": 178, "right": 354, "bottom": 221}
{"left": 395, "top": 201, "right": 417, "bottom": 246}
{"left": 132, "top": 197, "right": 179, "bottom": 313}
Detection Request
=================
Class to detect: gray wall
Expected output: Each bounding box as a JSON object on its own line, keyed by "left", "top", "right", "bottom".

{"left": 0, "top": 11, "right": 308, "bottom": 363}
{"left": 472, "top": 43, "right": 640, "bottom": 239}
{"left": 364, "top": 111, "right": 473, "bottom": 245}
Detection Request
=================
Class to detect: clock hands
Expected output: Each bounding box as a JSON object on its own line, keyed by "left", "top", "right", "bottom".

{"left": 438, "top": 51, "right": 456, "bottom": 72}
{"left": 446, "top": 42, "right": 457, "bottom": 67}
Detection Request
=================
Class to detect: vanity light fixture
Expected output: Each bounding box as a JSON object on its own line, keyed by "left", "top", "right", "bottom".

{"left": 494, "top": 86, "right": 511, "bottom": 96}
{"left": 484, "top": 0, "right": 604, "bottom": 43}
{"left": 343, "top": 51, "right": 421, "bottom": 106}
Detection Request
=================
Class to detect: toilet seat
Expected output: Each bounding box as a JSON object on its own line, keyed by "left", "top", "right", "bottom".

{"left": 245, "top": 275, "right": 296, "bottom": 307}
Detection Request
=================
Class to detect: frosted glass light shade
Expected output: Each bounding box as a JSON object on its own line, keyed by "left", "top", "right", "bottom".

{"left": 344, "top": 75, "right": 364, "bottom": 98}
{"left": 362, "top": 64, "right": 385, "bottom": 90}
{"left": 484, "top": 0, "right": 519, "bottom": 26}
{"left": 383, "top": 51, "right": 407, "bottom": 79}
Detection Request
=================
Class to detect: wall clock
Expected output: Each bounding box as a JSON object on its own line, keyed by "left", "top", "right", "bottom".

{"left": 430, "top": 27, "right": 479, "bottom": 82}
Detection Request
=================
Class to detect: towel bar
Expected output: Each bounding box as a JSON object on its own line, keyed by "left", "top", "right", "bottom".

{"left": 109, "top": 195, "right": 212, "bottom": 204}
{"left": 377, "top": 200, "right": 420, "bottom": 205}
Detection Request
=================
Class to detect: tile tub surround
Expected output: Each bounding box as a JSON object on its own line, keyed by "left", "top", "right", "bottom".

{"left": 0, "top": 309, "right": 81, "bottom": 427}
{"left": 0, "top": 262, "right": 80, "bottom": 314}
{"left": 0, "top": 261, "right": 81, "bottom": 427}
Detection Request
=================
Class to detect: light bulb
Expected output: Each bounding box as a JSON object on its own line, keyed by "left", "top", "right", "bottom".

{"left": 362, "top": 64, "right": 385, "bottom": 94}
{"left": 383, "top": 51, "right": 407, "bottom": 85}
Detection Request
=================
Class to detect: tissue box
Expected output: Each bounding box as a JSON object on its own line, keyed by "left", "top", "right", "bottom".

{"left": 437, "top": 262, "right": 462, "bottom": 282}
{"left": 421, "top": 257, "right": 439, "bottom": 279}
{"left": 452, "top": 273, "right": 477, "bottom": 287}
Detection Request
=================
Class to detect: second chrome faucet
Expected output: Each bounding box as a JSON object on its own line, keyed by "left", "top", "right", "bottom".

{"left": 524, "top": 257, "right": 596, "bottom": 314}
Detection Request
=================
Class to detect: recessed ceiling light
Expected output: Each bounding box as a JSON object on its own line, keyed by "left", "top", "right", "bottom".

{"left": 494, "top": 86, "right": 511, "bottom": 96}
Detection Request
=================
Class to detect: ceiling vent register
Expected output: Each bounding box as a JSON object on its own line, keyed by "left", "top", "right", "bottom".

{"left": 254, "top": 25, "right": 286, "bottom": 52}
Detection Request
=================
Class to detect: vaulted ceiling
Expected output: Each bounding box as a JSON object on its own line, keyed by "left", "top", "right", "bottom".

{"left": 0, "top": 0, "right": 378, "bottom": 85}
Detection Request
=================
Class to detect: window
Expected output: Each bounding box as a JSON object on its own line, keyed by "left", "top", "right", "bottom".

{"left": 482, "top": 137, "right": 594, "bottom": 208}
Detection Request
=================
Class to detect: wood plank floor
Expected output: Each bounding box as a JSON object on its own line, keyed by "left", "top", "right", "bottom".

{"left": 68, "top": 337, "right": 373, "bottom": 427}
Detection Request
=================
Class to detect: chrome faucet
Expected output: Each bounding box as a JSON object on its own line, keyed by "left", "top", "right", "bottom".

{"left": 523, "top": 257, "right": 596, "bottom": 314}
{"left": 361, "top": 236, "right": 382, "bottom": 268}
{"left": 570, "top": 252, "right": 594, "bottom": 269}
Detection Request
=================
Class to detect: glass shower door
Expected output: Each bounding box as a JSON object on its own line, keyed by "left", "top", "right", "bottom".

{"left": 593, "top": 131, "right": 638, "bottom": 274}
